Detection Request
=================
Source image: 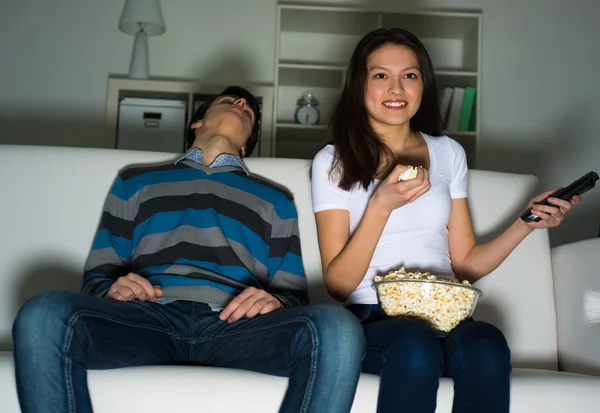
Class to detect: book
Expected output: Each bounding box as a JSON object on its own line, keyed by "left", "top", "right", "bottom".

{"left": 438, "top": 87, "right": 454, "bottom": 127}
{"left": 445, "top": 87, "right": 465, "bottom": 131}
{"left": 458, "top": 87, "right": 476, "bottom": 131}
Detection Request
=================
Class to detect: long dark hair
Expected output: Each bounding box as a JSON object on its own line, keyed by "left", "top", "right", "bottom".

{"left": 328, "top": 28, "right": 442, "bottom": 190}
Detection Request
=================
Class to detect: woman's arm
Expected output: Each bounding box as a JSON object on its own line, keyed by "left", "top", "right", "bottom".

{"left": 315, "top": 205, "right": 390, "bottom": 302}
{"left": 449, "top": 192, "right": 580, "bottom": 283}
{"left": 316, "top": 166, "right": 431, "bottom": 302}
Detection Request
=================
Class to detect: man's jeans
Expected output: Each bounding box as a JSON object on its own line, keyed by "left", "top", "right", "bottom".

{"left": 13, "top": 292, "right": 366, "bottom": 413}
{"left": 347, "top": 304, "right": 511, "bottom": 413}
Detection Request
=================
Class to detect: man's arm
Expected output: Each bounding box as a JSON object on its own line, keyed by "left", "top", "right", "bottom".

{"left": 266, "top": 197, "right": 309, "bottom": 308}
{"left": 219, "top": 196, "right": 308, "bottom": 324}
{"left": 81, "top": 176, "right": 135, "bottom": 297}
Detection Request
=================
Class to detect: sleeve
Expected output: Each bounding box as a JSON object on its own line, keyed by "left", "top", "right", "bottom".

{"left": 449, "top": 138, "right": 469, "bottom": 199}
{"left": 311, "top": 146, "right": 350, "bottom": 213}
{"left": 266, "top": 196, "right": 309, "bottom": 308}
{"left": 81, "top": 175, "right": 136, "bottom": 297}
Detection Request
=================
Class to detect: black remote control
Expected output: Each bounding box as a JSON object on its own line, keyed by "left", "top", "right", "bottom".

{"left": 520, "top": 171, "right": 599, "bottom": 223}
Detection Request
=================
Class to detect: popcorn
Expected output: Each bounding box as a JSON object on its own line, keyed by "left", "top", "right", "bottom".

{"left": 398, "top": 166, "right": 418, "bottom": 181}
{"left": 373, "top": 267, "right": 481, "bottom": 332}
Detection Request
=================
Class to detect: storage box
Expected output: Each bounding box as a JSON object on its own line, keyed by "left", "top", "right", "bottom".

{"left": 117, "top": 98, "right": 187, "bottom": 153}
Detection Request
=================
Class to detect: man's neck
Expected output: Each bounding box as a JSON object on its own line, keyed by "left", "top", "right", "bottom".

{"left": 192, "top": 135, "right": 239, "bottom": 167}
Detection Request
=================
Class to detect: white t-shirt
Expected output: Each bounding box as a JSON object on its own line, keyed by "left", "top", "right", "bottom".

{"left": 311, "top": 133, "right": 469, "bottom": 305}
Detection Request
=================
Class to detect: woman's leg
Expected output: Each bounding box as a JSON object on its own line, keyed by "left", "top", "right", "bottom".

{"left": 361, "top": 316, "right": 443, "bottom": 413}
{"left": 443, "top": 321, "right": 511, "bottom": 413}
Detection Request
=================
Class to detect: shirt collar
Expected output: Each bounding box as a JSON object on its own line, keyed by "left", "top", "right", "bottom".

{"left": 176, "top": 148, "right": 250, "bottom": 175}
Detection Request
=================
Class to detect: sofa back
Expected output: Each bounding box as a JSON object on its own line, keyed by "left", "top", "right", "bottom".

{"left": 0, "top": 145, "right": 557, "bottom": 369}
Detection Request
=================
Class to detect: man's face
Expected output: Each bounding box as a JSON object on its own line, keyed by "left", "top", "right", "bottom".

{"left": 191, "top": 94, "right": 256, "bottom": 154}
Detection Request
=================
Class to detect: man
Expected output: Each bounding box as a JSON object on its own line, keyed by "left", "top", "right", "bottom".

{"left": 12, "top": 86, "right": 366, "bottom": 413}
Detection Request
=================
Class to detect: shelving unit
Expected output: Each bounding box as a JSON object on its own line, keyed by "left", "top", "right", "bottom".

{"left": 273, "top": 3, "right": 482, "bottom": 167}
{"left": 104, "top": 76, "right": 275, "bottom": 157}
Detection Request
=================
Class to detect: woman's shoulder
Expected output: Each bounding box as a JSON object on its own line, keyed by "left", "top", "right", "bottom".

{"left": 314, "top": 144, "right": 336, "bottom": 159}
{"left": 421, "top": 133, "right": 466, "bottom": 157}
{"left": 312, "top": 144, "right": 336, "bottom": 168}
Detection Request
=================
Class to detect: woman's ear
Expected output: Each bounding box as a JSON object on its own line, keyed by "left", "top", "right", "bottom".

{"left": 239, "top": 145, "right": 247, "bottom": 157}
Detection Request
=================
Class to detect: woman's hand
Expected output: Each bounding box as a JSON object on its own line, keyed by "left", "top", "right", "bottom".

{"left": 523, "top": 190, "right": 581, "bottom": 229}
{"left": 369, "top": 165, "right": 431, "bottom": 215}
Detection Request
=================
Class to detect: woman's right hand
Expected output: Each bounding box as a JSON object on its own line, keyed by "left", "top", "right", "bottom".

{"left": 370, "top": 165, "right": 431, "bottom": 215}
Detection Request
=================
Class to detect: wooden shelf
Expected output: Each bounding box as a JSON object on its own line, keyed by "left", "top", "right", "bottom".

{"left": 274, "top": 4, "right": 482, "bottom": 167}
{"left": 277, "top": 123, "right": 327, "bottom": 130}
{"left": 278, "top": 62, "right": 347, "bottom": 71}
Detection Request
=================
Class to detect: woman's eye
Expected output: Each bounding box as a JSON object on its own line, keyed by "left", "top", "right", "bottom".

{"left": 404, "top": 73, "right": 418, "bottom": 79}
{"left": 373, "top": 73, "right": 387, "bottom": 79}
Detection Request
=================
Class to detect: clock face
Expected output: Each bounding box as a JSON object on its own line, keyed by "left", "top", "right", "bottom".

{"left": 295, "top": 105, "right": 319, "bottom": 125}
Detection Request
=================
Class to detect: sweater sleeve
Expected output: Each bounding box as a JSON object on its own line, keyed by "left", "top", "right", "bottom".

{"left": 266, "top": 196, "right": 309, "bottom": 308}
{"left": 81, "top": 176, "right": 136, "bottom": 297}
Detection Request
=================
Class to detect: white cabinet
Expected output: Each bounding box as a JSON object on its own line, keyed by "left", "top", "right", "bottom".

{"left": 117, "top": 98, "right": 187, "bottom": 153}
{"left": 273, "top": 3, "right": 482, "bottom": 167}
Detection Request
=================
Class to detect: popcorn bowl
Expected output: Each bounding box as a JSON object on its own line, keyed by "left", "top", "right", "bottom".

{"left": 372, "top": 274, "right": 482, "bottom": 333}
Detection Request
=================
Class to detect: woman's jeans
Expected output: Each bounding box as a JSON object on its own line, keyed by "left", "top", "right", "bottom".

{"left": 12, "top": 291, "right": 366, "bottom": 413}
{"left": 347, "top": 304, "right": 511, "bottom": 413}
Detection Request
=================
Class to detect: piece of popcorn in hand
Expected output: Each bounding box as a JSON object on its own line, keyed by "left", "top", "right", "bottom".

{"left": 398, "top": 166, "right": 418, "bottom": 181}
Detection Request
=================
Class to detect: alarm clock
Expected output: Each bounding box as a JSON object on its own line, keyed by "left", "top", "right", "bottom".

{"left": 294, "top": 93, "right": 320, "bottom": 125}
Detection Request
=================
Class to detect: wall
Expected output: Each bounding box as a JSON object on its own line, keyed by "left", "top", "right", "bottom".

{"left": 0, "top": 0, "right": 598, "bottom": 246}
{"left": 0, "top": 0, "right": 276, "bottom": 148}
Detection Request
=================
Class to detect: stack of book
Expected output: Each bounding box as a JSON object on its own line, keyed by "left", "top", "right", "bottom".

{"left": 439, "top": 86, "right": 476, "bottom": 133}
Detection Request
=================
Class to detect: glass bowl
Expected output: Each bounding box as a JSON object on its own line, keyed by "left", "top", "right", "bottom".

{"left": 372, "top": 278, "right": 483, "bottom": 332}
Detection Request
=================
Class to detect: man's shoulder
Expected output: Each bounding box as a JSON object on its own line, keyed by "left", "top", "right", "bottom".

{"left": 118, "top": 160, "right": 188, "bottom": 183}
{"left": 242, "top": 172, "right": 294, "bottom": 202}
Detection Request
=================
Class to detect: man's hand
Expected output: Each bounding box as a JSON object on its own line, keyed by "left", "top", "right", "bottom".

{"left": 106, "top": 273, "right": 163, "bottom": 302}
{"left": 219, "top": 287, "right": 283, "bottom": 324}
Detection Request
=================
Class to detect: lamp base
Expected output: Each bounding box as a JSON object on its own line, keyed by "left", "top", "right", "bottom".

{"left": 128, "top": 29, "right": 149, "bottom": 79}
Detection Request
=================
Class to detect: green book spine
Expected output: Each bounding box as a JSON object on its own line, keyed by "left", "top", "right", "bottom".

{"left": 458, "top": 87, "right": 476, "bottom": 131}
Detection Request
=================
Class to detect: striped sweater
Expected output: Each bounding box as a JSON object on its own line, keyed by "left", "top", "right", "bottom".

{"left": 82, "top": 153, "right": 308, "bottom": 308}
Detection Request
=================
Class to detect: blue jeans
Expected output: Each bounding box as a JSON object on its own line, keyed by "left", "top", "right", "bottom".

{"left": 347, "top": 304, "right": 511, "bottom": 413}
{"left": 12, "top": 291, "right": 366, "bottom": 413}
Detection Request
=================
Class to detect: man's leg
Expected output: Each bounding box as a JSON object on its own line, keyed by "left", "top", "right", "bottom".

{"left": 12, "top": 291, "right": 191, "bottom": 413}
{"left": 191, "top": 303, "right": 366, "bottom": 413}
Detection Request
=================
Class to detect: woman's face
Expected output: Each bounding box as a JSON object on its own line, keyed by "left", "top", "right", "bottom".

{"left": 364, "top": 43, "right": 423, "bottom": 133}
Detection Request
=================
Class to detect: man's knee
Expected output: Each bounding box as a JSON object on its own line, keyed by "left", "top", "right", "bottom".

{"left": 294, "top": 305, "right": 366, "bottom": 359}
{"left": 13, "top": 291, "right": 81, "bottom": 346}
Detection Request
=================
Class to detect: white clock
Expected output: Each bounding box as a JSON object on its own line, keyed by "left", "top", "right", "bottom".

{"left": 294, "top": 94, "right": 320, "bottom": 125}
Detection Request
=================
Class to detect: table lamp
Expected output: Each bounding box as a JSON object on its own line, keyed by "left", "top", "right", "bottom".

{"left": 119, "top": 0, "right": 166, "bottom": 79}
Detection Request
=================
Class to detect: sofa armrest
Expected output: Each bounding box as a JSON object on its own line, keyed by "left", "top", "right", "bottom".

{"left": 552, "top": 238, "right": 600, "bottom": 376}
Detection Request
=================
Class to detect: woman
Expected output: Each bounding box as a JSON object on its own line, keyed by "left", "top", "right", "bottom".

{"left": 311, "top": 28, "right": 580, "bottom": 413}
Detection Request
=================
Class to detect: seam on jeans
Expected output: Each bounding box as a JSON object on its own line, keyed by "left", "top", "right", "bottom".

{"left": 68, "top": 309, "right": 184, "bottom": 340}
{"left": 189, "top": 303, "right": 195, "bottom": 362}
{"left": 63, "top": 320, "right": 76, "bottom": 413}
{"left": 202, "top": 316, "right": 312, "bottom": 341}
{"left": 296, "top": 317, "right": 318, "bottom": 413}
{"left": 366, "top": 346, "right": 388, "bottom": 369}
{"left": 447, "top": 335, "right": 467, "bottom": 374}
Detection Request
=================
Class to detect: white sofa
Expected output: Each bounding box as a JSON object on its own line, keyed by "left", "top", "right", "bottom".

{"left": 0, "top": 144, "right": 599, "bottom": 412}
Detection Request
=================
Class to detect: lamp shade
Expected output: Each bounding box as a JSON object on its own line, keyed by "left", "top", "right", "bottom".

{"left": 119, "top": 0, "right": 165, "bottom": 36}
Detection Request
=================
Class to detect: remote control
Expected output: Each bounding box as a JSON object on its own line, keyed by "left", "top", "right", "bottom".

{"left": 520, "top": 171, "right": 599, "bottom": 223}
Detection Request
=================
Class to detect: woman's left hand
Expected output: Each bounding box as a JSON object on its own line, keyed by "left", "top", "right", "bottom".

{"left": 524, "top": 190, "right": 581, "bottom": 229}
